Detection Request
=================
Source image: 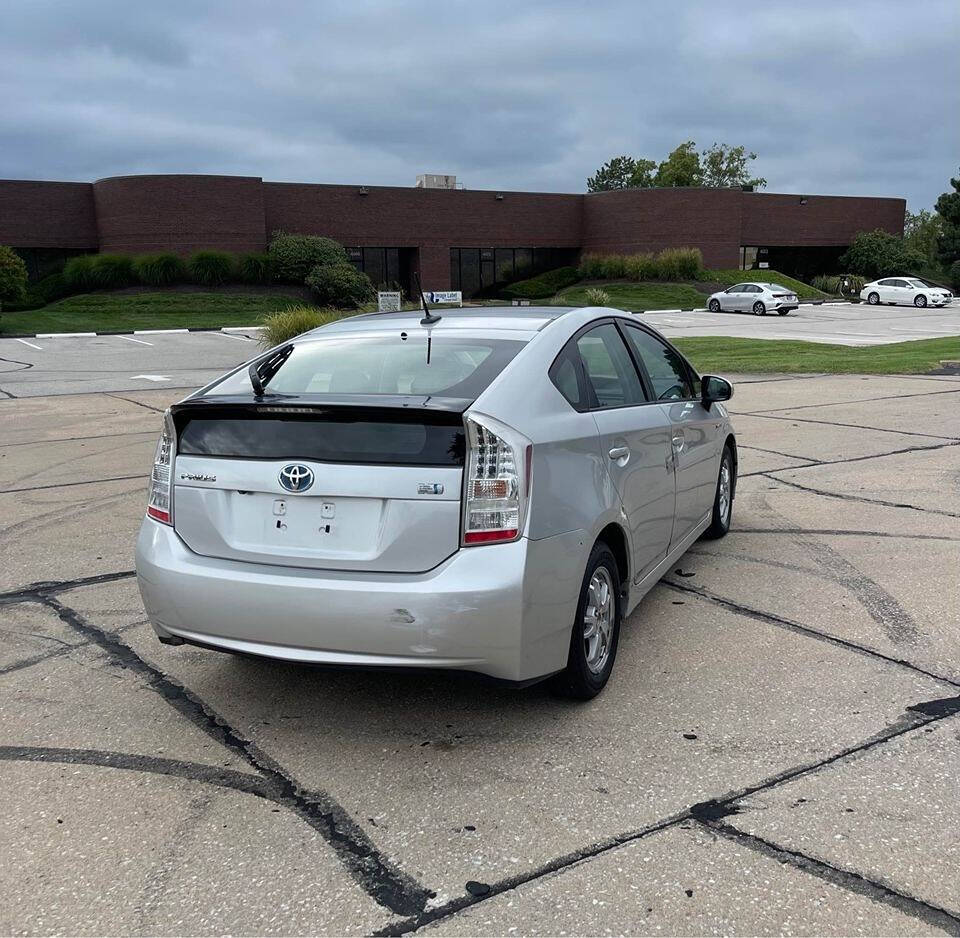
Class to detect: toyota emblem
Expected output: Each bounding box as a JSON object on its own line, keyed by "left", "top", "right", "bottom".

{"left": 278, "top": 464, "right": 314, "bottom": 493}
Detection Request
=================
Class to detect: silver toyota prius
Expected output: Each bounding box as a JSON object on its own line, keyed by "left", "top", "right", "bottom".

{"left": 135, "top": 306, "right": 737, "bottom": 698}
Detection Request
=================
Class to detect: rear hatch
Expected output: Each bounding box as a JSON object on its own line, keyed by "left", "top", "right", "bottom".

{"left": 171, "top": 398, "right": 467, "bottom": 574}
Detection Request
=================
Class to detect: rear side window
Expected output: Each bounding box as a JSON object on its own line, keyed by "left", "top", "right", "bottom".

{"left": 205, "top": 335, "right": 526, "bottom": 400}
{"left": 549, "top": 344, "right": 586, "bottom": 409}
{"left": 576, "top": 324, "right": 645, "bottom": 408}
{"left": 623, "top": 325, "right": 693, "bottom": 401}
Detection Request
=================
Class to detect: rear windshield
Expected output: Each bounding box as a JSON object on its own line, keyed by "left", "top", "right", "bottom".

{"left": 205, "top": 333, "right": 526, "bottom": 399}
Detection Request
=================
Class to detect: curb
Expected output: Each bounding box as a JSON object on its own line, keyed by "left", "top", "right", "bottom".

{"left": 5, "top": 325, "right": 265, "bottom": 340}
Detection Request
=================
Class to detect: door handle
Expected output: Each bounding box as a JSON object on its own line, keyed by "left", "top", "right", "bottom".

{"left": 671, "top": 432, "right": 684, "bottom": 450}
{"left": 608, "top": 446, "right": 629, "bottom": 460}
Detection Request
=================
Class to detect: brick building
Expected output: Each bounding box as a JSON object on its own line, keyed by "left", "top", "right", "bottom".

{"left": 0, "top": 173, "right": 905, "bottom": 296}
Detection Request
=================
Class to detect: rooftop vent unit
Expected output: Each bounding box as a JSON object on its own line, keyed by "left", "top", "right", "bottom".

{"left": 416, "top": 174, "right": 457, "bottom": 189}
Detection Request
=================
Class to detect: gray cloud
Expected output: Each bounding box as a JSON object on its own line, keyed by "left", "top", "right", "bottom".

{"left": 1, "top": 0, "right": 957, "bottom": 208}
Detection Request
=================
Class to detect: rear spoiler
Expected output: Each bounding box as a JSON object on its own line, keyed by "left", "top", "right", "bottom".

{"left": 170, "top": 394, "right": 473, "bottom": 431}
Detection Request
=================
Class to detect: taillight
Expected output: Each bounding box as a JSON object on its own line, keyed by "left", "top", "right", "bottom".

{"left": 462, "top": 414, "right": 531, "bottom": 546}
{"left": 146, "top": 410, "right": 175, "bottom": 525}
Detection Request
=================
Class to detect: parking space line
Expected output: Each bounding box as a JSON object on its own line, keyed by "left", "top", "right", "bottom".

{"left": 14, "top": 338, "right": 42, "bottom": 350}
{"left": 117, "top": 335, "right": 154, "bottom": 346}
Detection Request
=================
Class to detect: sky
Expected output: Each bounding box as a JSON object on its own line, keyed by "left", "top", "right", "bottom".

{"left": 2, "top": 0, "right": 958, "bottom": 210}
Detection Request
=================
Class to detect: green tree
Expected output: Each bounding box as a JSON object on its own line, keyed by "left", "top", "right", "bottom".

{"left": 700, "top": 143, "right": 767, "bottom": 189}
{"left": 0, "top": 246, "right": 29, "bottom": 308}
{"left": 653, "top": 141, "right": 702, "bottom": 187}
{"left": 587, "top": 156, "right": 656, "bottom": 192}
{"left": 934, "top": 169, "right": 960, "bottom": 267}
{"left": 903, "top": 209, "right": 942, "bottom": 267}
{"left": 839, "top": 230, "right": 926, "bottom": 278}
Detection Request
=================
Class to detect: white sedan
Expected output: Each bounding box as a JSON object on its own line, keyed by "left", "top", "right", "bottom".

{"left": 860, "top": 278, "right": 953, "bottom": 308}
{"left": 707, "top": 282, "right": 799, "bottom": 316}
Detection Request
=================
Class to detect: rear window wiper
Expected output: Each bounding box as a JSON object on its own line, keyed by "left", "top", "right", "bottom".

{"left": 249, "top": 343, "right": 294, "bottom": 398}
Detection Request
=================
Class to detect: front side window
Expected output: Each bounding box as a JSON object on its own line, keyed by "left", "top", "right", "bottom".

{"left": 727, "top": 283, "right": 747, "bottom": 293}
{"left": 623, "top": 325, "right": 693, "bottom": 401}
{"left": 576, "top": 324, "right": 645, "bottom": 408}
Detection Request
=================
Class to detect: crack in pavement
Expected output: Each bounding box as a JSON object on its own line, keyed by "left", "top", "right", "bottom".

{"left": 759, "top": 474, "right": 960, "bottom": 519}
{"left": 729, "top": 526, "right": 960, "bottom": 542}
{"left": 661, "top": 579, "right": 960, "bottom": 689}
{"left": 0, "top": 569, "right": 137, "bottom": 606}
{"left": 694, "top": 819, "right": 960, "bottom": 935}
{"left": 0, "top": 746, "right": 275, "bottom": 799}
{"left": 740, "top": 384, "right": 960, "bottom": 415}
{"left": 375, "top": 694, "right": 960, "bottom": 936}
{"left": 741, "top": 411, "right": 960, "bottom": 441}
{"left": 34, "top": 594, "right": 433, "bottom": 917}
{"left": 0, "top": 474, "right": 145, "bottom": 495}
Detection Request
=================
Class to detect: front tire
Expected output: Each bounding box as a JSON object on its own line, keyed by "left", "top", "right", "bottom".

{"left": 753, "top": 301, "right": 766, "bottom": 316}
{"left": 778, "top": 309, "right": 790, "bottom": 316}
{"left": 552, "top": 543, "right": 622, "bottom": 699}
{"left": 702, "top": 446, "right": 734, "bottom": 540}
{"left": 867, "top": 292, "right": 880, "bottom": 305}
{"left": 708, "top": 298, "right": 721, "bottom": 312}
{"left": 914, "top": 294, "right": 927, "bottom": 308}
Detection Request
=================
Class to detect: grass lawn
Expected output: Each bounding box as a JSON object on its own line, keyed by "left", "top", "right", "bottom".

{"left": 553, "top": 282, "right": 708, "bottom": 311}
{"left": 0, "top": 291, "right": 307, "bottom": 335}
{"left": 699, "top": 269, "right": 828, "bottom": 300}
{"left": 674, "top": 336, "right": 960, "bottom": 375}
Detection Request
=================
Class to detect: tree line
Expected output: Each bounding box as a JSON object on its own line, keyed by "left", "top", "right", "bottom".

{"left": 587, "top": 142, "right": 766, "bottom": 192}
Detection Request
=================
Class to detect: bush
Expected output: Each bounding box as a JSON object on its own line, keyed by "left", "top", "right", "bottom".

{"left": 63, "top": 254, "right": 98, "bottom": 292}
{"left": 501, "top": 266, "right": 581, "bottom": 300}
{"left": 597, "top": 254, "right": 626, "bottom": 279}
{"left": 305, "top": 263, "right": 375, "bottom": 307}
{"left": 577, "top": 253, "right": 606, "bottom": 279}
{"left": 840, "top": 230, "right": 926, "bottom": 278}
{"left": 950, "top": 260, "right": 960, "bottom": 291}
{"left": 585, "top": 287, "right": 611, "bottom": 306}
{"left": 268, "top": 232, "right": 350, "bottom": 283}
{"left": 1, "top": 271, "right": 73, "bottom": 312}
{"left": 259, "top": 305, "right": 347, "bottom": 348}
{"left": 188, "top": 251, "right": 235, "bottom": 286}
{"left": 133, "top": 253, "right": 188, "bottom": 286}
{"left": 237, "top": 252, "right": 274, "bottom": 284}
{"left": 0, "top": 245, "right": 29, "bottom": 305}
{"left": 661, "top": 247, "right": 702, "bottom": 279}
{"left": 623, "top": 253, "right": 658, "bottom": 281}
{"left": 89, "top": 254, "right": 136, "bottom": 289}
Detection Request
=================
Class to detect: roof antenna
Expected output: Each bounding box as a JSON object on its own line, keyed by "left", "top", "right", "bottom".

{"left": 414, "top": 272, "right": 441, "bottom": 364}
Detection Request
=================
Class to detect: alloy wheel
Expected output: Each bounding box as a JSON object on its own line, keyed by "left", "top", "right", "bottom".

{"left": 583, "top": 566, "right": 615, "bottom": 674}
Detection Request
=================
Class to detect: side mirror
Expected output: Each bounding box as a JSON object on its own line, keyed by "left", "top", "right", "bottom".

{"left": 701, "top": 375, "right": 733, "bottom": 408}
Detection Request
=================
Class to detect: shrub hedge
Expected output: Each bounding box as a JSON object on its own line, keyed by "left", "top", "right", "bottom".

{"left": 501, "top": 266, "right": 581, "bottom": 299}
{"left": 188, "top": 251, "right": 235, "bottom": 286}
{"left": 237, "top": 252, "right": 274, "bottom": 284}
{"left": 950, "top": 260, "right": 960, "bottom": 291}
{"left": 0, "top": 245, "right": 29, "bottom": 305}
{"left": 63, "top": 254, "right": 98, "bottom": 291}
{"left": 133, "top": 253, "right": 188, "bottom": 286}
{"left": 90, "top": 254, "right": 136, "bottom": 289}
{"left": 577, "top": 247, "right": 703, "bottom": 283}
{"left": 269, "top": 232, "right": 350, "bottom": 283}
{"left": 305, "top": 263, "right": 375, "bottom": 307}
{"left": 259, "top": 305, "right": 348, "bottom": 348}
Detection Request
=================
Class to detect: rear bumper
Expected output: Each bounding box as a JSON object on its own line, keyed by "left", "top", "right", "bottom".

{"left": 135, "top": 518, "right": 587, "bottom": 682}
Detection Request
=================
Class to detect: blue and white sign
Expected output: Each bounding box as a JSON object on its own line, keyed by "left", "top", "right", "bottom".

{"left": 425, "top": 291, "right": 462, "bottom": 306}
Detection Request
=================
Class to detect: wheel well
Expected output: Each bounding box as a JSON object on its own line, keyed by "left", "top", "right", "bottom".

{"left": 596, "top": 523, "right": 629, "bottom": 590}
{"left": 724, "top": 433, "right": 738, "bottom": 495}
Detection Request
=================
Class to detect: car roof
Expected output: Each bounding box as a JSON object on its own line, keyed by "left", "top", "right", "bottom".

{"left": 312, "top": 305, "right": 579, "bottom": 338}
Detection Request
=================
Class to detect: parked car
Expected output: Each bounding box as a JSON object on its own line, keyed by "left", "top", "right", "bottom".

{"left": 707, "top": 282, "right": 799, "bottom": 315}
{"left": 860, "top": 278, "right": 952, "bottom": 308}
{"left": 136, "top": 306, "right": 737, "bottom": 698}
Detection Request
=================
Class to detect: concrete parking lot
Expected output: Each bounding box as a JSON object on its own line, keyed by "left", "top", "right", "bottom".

{"left": 2, "top": 346, "right": 960, "bottom": 931}
{"left": 1, "top": 300, "right": 959, "bottom": 400}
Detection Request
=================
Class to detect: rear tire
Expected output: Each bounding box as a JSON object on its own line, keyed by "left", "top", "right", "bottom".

{"left": 914, "top": 294, "right": 927, "bottom": 308}
{"left": 552, "top": 543, "right": 622, "bottom": 700}
{"left": 702, "top": 446, "right": 734, "bottom": 540}
{"left": 867, "top": 292, "right": 880, "bottom": 305}
{"left": 753, "top": 301, "right": 766, "bottom": 316}
{"left": 708, "top": 299, "right": 721, "bottom": 312}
